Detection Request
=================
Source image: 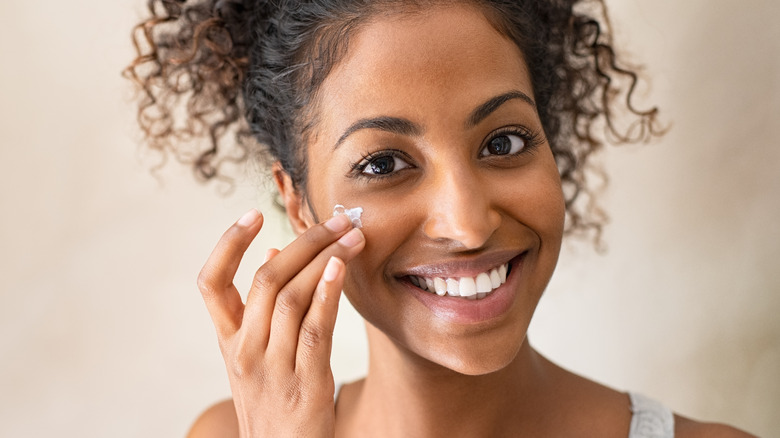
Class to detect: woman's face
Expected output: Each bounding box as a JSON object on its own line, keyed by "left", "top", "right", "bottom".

{"left": 293, "top": 4, "right": 565, "bottom": 375}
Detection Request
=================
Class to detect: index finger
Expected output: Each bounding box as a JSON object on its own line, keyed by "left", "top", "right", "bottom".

{"left": 240, "top": 213, "right": 354, "bottom": 340}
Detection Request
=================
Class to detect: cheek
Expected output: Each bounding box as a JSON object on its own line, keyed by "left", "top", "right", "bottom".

{"left": 522, "top": 152, "right": 566, "bottom": 236}
{"left": 528, "top": 172, "right": 566, "bottom": 240}
{"left": 516, "top": 156, "right": 567, "bottom": 296}
{"left": 334, "top": 195, "right": 418, "bottom": 323}
{"left": 492, "top": 154, "right": 566, "bottom": 240}
{"left": 309, "top": 181, "right": 415, "bottom": 288}
{"left": 342, "top": 194, "right": 415, "bottom": 269}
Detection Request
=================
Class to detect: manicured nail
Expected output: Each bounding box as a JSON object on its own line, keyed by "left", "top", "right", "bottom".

{"left": 324, "top": 214, "right": 351, "bottom": 233}
{"left": 337, "top": 228, "right": 364, "bottom": 248}
{"left": 323, "top": 256, "right": 341, "bottom": 282}
{"left": 237, "top": 209, "right": 260, "bottom": 227}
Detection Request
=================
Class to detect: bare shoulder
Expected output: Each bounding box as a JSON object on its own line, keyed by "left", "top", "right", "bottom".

{"left": 186, "top": 399, "right": 239, "bottom": 438}
{"left": 675, "top": 414, "right": 757, "bottom": 438}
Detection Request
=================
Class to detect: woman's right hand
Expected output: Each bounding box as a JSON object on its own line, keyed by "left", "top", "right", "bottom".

{"left": 196, "top": 209, "right": 365, "bottom": 438}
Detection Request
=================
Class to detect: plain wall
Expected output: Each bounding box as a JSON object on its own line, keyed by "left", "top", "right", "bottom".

{"left": 0, "top": 0, "right": 777, "bottom": 436}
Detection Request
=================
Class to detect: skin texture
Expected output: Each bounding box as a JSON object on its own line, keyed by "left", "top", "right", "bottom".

{"left": 189, "top": 4, "right": 756, "bottom": 438}
{"left": 196, "top": 209, "right": 365, "bottom": 437}
{"left": 307, "top": 3, "right": 566, "bottom": 377}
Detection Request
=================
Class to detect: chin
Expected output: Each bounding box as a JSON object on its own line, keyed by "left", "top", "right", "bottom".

{"left": 439, "top": 356, "right": 517, "bottom": 377}
{"left": 424, "top": 334, "right": 527, "bottom": 376}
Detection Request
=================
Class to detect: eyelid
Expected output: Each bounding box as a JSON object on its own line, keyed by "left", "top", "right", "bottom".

{"left": 347, "top": 148, "right": 416, "bottom": 179}
{"left": 363, "top": 155, "right": 412, "bottom": 175}
{"left": 479, "top": 125, "right": 544, "bottom": 157}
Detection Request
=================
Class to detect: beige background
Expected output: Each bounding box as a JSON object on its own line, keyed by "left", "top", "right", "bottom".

{"left": 0, "top": 0, "right": 778, "bottom": 437}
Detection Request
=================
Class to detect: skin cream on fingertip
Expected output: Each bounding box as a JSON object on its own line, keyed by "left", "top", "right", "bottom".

{"left": 333, "top": 204, "right": 364, "bottom": 228}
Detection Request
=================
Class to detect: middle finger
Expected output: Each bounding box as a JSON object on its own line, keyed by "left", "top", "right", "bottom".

{"left": 265, "top": 227, "right": 364, "bottom": 363}
{"left": 239, "top": 214, "right": 355, "bottom": 347}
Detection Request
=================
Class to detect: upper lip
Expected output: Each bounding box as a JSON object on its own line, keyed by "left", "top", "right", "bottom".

{"left": 395, "top": 249, "right": 524, "bottom": 279}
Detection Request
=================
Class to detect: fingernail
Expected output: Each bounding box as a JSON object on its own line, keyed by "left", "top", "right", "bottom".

{"left": 263, "top": 248, "right": 277, "bottom": 263}
{"left": 237, "top": 209, "right": 260, "bottom": 227}
{"left": 324, "top": 214, "right": 351, "bottom": 233}
{"left": 323, "top": 256, "right": 341, "bottom": 282}
{"left": 337, "top": 228, "right": 364, "bottom": 248}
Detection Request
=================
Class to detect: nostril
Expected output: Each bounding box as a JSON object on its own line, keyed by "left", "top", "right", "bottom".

{"left": 421, "top": 173, "right": 501, "bottom": 248}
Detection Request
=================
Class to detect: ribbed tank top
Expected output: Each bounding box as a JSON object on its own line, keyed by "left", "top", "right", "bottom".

{"left": 628, "top": 392, "right": 675, "bottom": 438}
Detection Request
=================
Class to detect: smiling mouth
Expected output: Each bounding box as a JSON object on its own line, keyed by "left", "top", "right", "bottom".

{"left": 404, "top": 260, "right": 514, "bottom": 301}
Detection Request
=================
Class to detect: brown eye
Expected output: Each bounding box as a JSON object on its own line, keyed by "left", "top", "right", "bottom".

{"left": 481, "top": 134, "right": 526, "bottom": 157}
{"left": 362, "top": 155, "right": 410, "bottom": 175}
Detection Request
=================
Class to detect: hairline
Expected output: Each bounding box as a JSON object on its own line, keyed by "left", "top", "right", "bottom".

{"left": 290, "top": 0, "right": 535, "bottom": 201}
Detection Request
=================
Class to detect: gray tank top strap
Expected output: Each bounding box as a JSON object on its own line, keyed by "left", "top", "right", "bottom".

{"left": 628, "top": 392, "right": 675, "bottom": 438}
{"left": 334, "top": 382, "right": 343, "bottom": 401}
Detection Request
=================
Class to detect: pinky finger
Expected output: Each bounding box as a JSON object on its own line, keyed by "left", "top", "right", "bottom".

{"left": 295, "top": 256, "right": 344, "bottom": 376}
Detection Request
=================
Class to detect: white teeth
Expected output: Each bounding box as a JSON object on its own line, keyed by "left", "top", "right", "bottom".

{"left": 446, "top": 278, "right": 460, "bottom": 296}
{"left": 408, "top": 262, "right": 512, "bottom": 300}
{"left": 459, "top": 277, "right": 477, "bottom": 297}
{"left": 489, "top": 269, "right": 501, "bottom": 289}
{"left": 475, "top": 273, "right": 492, "bottom": 293}
{"left": 433, "top": 277, "right": 447, "bottom": 296}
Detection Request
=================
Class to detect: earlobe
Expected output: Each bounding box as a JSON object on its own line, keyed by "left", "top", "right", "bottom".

{"left": 272, "top": 162, "right": 313, "bottom": 235}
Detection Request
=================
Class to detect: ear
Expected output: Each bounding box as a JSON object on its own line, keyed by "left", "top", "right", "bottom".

{"left": 273, "top": 162, "right": 314, "bottom": 235}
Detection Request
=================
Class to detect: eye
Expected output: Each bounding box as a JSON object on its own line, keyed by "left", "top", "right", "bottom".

{"left": 358, "top": 151, "right": 412, "bottom": 176}
{"left": 363, "top": 155, "right": 410, "bottom": 175}
{"left": 480, "top": 134, "right": 527, "bottom": 157}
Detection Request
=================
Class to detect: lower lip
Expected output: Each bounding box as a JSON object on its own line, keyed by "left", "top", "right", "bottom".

{"left": 404, "top": 255, "right": 524, "bottom": 325}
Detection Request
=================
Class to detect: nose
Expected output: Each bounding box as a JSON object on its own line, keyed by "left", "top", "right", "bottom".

{"left": 422, "top": 166, "right": 501, "bottom": 250}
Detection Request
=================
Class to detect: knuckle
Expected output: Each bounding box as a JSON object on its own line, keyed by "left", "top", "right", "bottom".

{"left": 274, "top": 287, "right": 304, "bottom": 317}
{"left": 196, "top": 269, "right": 217, "bottom": 298}
{"left": 299, "top": 323, "right": 328, "bottom": 351}
{"left": 230, "top": 349, "right": 261, "bottom": 379}
{"left": 252, "top": 264, "right": 279, "bottom": 291}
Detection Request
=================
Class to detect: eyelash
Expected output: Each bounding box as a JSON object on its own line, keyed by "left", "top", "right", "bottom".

{"left": 482, "top": 126, "right": 545, "bottom": 158}
{"left": 347, "top": 126, "right": 544, "bottom": 181}
{"left": 348, "top": 149, "right": 413, "bottom": 181}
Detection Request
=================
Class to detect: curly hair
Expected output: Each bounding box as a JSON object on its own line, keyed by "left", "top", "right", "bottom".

{"left": 124, "top": 0, "right": 663, "bottom": 242}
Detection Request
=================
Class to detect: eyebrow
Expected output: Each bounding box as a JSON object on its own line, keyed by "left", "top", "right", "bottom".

{"left": 334, "top": 116, "right": 421, "bottom": 150}
{"left": 466, "top": 90, "right": 536, "bottom": 128}
{"left": 333, "top": 90, "right": 536, "bottom": 150}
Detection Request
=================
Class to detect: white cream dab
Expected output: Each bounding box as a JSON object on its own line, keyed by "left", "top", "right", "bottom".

{"left": 333, "top": 204, "right": 364, "bottom": 228}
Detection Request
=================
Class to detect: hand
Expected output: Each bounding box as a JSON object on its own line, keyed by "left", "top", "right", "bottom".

{"left": 197, "top": 209, "right": 365, "bottom": 438}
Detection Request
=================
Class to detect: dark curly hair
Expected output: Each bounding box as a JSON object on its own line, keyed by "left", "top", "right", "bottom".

{"left": 124, "top": 0, "right": 663, "bottom": 242}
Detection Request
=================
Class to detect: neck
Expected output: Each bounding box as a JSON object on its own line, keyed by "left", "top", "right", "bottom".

{"left": 345, "top": 322, "right": 553, "bottom": 437}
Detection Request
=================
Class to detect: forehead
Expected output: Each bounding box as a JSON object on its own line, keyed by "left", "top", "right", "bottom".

{"left": 313, "top": 3, "right": 534, "bottom": 140}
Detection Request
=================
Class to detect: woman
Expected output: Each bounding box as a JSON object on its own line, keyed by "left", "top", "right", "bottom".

{"left": 127, "top": 0, "right": 754, "bottom": 436}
